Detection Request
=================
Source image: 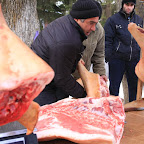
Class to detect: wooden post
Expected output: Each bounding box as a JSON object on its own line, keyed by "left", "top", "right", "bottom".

{"left": 122, "top": 73, "right": 129, "bottom": 104}
{"left": 136, "top": 79, "right": 143, "bottom": 100}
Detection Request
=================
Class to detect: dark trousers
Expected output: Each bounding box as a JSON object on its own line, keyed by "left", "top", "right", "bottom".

{"left": 108, "top": 59, "right": 139, "bottom": 102}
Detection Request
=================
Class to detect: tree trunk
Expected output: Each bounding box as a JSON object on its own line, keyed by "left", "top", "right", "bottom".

{"left": 105, "top": 0, "right": 112, "bottom": 19}
{"left": 116, "top": 0, "right": 122, "bottom": 12}
{"left": 1, "top": 0, "right": 40, "bottom": 47}
{"left": 135, "top": 0, "right": 144, "bottom": 23}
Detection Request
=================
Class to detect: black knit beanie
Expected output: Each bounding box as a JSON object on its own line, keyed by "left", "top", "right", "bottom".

{"left": 93, "top": 1, "right": 102, "bottom": 19}
{"left": 122, "top": 0, "right": 136, "bottom": 7}
{"left": 70, "top": 0, "right": 100, "bottom": 19}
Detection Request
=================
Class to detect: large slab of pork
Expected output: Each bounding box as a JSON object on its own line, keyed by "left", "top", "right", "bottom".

{"left": 35, "top": 96, "right": 125, "bottom": 144}
{"left": 35, "top": 61, "right": 125, "bottom": 144}
{"left": 128, "top": 23, "right": 144, "bottom": 82}
{"left": 0, "top": 4, "right": 54, "bottom": 134}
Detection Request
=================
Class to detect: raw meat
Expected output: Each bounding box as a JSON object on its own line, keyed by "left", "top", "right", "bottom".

{"left": 35, "top": 96, "right": 125, "bottom": 144}
{"left": 0, "top": 3, "right": 54, "bottom": 131}
{"left": 100, "top": 76, "right": 110, "bottom": 97}
{"left": 128, "top": 23, "right": 144, "bottom": 82}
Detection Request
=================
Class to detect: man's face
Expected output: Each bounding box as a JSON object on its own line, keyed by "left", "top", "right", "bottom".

{"left": 75, "top": 17, "right": 99, "bottom": 36}
{"left": 123, "top": 2, "right": 135, "bottom": 15}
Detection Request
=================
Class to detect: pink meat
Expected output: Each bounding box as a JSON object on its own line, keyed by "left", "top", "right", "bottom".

{"left": 0, "top": 4, "right": 54, "bottom": 126}
{"left": 0, "top": 73, "right": 53, "bottom": 126}
{"left": 35, "top": 96, "right": 125, "bottom": 144}
{"left": 100, "top": 76, "right": 110, "bottom": 97}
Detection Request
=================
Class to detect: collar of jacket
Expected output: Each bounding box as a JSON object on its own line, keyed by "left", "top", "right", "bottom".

{"left": 119, "top": 8, "right": 135, "bottom": 20}
{"left": 68, "top": 15, "right": 87, "bottom": 41}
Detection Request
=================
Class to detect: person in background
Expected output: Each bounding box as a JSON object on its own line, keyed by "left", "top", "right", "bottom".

{"left": 31, "top": 0, "right": 101, "bottom": 106}
{"left": 104, "top": 0, "right": 143, "bottom": 102}
{"left": 73, "top": 1, "right": 107, "bottom": 82}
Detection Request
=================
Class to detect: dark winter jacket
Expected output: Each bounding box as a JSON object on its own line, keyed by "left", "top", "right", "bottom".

{"left": 104, "top": 9, "right": 143, "bottom": 62}
{"left": 31, "top": 15, "right": 87, "bottom": 102}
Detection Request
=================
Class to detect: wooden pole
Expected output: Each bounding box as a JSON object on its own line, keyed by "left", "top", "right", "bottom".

{"left": 136, "top": 79, "right": 143, "bottom": 100}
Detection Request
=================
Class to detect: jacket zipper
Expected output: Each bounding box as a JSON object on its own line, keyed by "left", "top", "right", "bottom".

{"left": 128, "top": 17, "right": 133, "bottom": 61}
{"left": 116, "top": 42, "right": 121, "bottom": 51}
{"left": 129, "top": 38, "right": 133, "bottom": 61}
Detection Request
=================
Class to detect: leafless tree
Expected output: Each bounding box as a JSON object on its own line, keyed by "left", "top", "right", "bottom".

{"left": 1, "top": 0, "right": 40, "bottom": 46}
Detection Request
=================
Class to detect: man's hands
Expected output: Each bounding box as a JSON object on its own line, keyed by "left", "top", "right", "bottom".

{"left": 77, "top": 59, "right": 108, "bottom": 83}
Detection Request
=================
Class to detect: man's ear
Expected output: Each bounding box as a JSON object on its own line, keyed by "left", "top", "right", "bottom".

{"left": 74, "top": 18, "right": 79, "bottom": 22}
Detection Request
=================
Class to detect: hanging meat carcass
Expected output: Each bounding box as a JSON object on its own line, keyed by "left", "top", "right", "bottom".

{"left": 0, "top": 4, "right": 54, "bottom": 134}
{"left": 35, "top": 61, "right": 125, "bottom": 144}
{"left": 128, "top": 22, "right": 144, "bottom": 82}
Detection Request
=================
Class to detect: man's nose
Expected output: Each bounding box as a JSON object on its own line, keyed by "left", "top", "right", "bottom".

{"left": 91, "top": 24, "right": 96, "bottom": 31}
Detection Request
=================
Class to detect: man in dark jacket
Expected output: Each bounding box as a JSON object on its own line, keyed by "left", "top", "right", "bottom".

{"left": 31, "top": 0, "right": 100, "bottom": 106}
{"left": 104, "top": 0, "right": 143, "bottom": 102}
